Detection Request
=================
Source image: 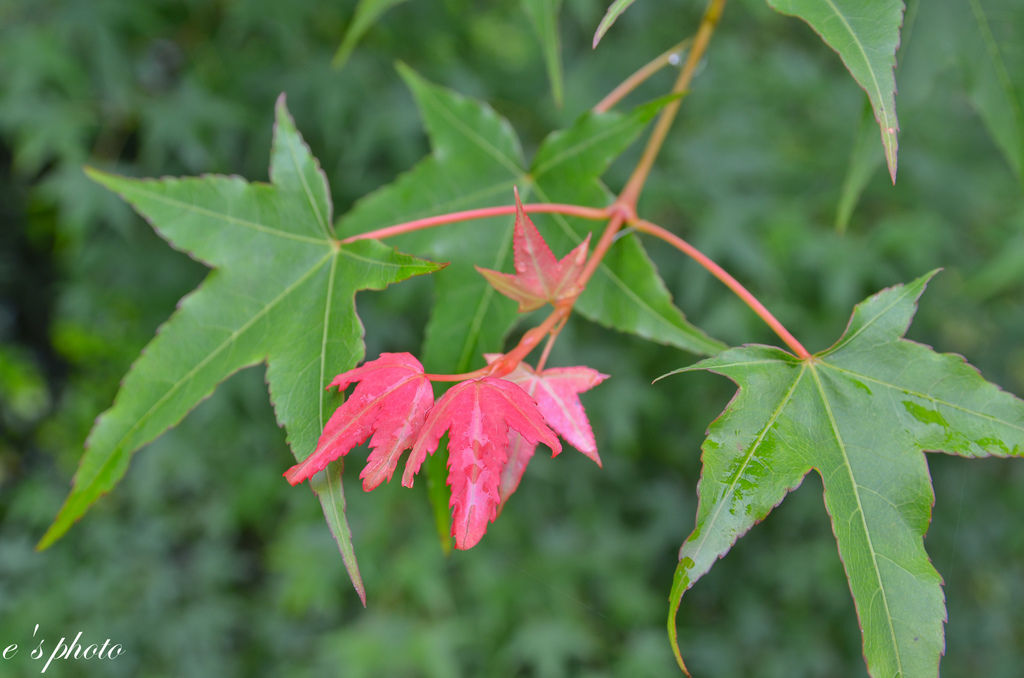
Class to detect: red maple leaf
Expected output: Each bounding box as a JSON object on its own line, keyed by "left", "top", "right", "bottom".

{"left": 485, "top": 355, "right": 608, "bottom": 505}
{"left": 404, "top": 377, "right": 561, "bottom": 549}
{"left": 475, "top": 190, "right": 590, "bottom": 312}
{"left": 283, "top": 352, "right": 434, "bottom": 490}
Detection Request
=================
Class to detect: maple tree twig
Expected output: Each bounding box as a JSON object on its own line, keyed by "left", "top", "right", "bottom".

{"left": 618, "top": 0, "right": 727, "bottom": 210}
{"left": 593, "top": 38, "right": 693, "bottom": 114}
{"left": 632, "top": 218, "right": 811, "bottom": 360}
{"left": 423, "top": 367, "right": 492, "bottom": 382}
{"left": 576, "top": 210, "right": 629, "bottom": 290}
{"left": 426, "top": 305, "right": 572, "bottom": 382}
{"left": 534, "top": 316, "right": 567, "bottom": 372}
{"left": 341, "top": 203, "right": 611, "bottom": 244}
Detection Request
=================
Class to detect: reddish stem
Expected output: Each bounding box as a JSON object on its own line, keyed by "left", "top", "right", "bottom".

{"left": 593, "top": 39, "right": 692, "bottom": 114}
{"left": 575, "top": 210, "right": 629, "bottom": 289}
{"left": 424, "top": 367, "right": 491, "bottom": 382}
{"left": 533, "top": 316, "right": 567, "bottom": 372}
{"left": 341, "top": 203, "right": 610, "bottom": 244}
{"left": 618, "top": 0, "right": 727, "bottom": 211}
{"left": 487, "top": 305, "right": 572, "bottom": 377}
{"left": 633, "top": 218, "right": 810, "bottom": 359}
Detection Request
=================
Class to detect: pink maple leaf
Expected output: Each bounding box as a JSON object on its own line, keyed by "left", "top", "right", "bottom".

{"left": 404, "top": 377, "right": 561, "bottom": 549}
{"left": 283, "top": 352, "right": 434, "bottom": 491}
{"left": 475, "top": 189, "right": 590, "bottom": 312}
{"left": 485, "top": 355, "right": 608, "bottom": 506}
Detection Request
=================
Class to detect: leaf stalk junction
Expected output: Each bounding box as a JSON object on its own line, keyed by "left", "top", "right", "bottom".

{"left": 338, "top": 0, "right": 809, "bottom": 407}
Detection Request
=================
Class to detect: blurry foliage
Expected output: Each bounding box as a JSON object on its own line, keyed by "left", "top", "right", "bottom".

{"left": 1, "top": 0, "right": 1022, "bottom": 675}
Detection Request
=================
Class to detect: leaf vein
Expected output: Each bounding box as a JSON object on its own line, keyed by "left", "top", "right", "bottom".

{"left": 285, "top": 133, "right": 332, "bottom": 239}
{"left": 688, "top": 364, "right": 806, "bottom": 558}
{"left": 809, "top": 364, "right": 903, "bottom": 675}
{"left": 122, "top": 184, "right": 328, "bottom": 245}
{"left": 92, "top": 252, "right": 334, "bottom": 488}
{"left": 820, "top": 362, "right": 1024, "bottom": 434}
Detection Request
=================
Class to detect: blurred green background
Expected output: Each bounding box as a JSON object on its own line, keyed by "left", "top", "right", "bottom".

{"left": 2, "top": 0, "right": 1023, "bottom": 675}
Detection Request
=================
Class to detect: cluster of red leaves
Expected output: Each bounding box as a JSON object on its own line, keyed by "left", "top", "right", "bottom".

{"left": 287, "top": 190, "right": 606, "bottom": 549}
{"left": 285, "top": 352, "right": 605, "bottom": 549}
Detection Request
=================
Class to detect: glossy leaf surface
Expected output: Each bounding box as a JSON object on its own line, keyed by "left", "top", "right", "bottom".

{"left": 666, "top": 272, "right": 1024, "bottom": 677}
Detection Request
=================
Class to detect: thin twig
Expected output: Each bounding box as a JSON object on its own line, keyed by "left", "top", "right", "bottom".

{"left": 618, "top": 0, "right": 727, "bottom": 210}
{"left": 341, "top": 203, "right": 610, "bottom": 244}
{"left": 633, "top": 218, "right": 810, "bottom": 359}
{"left": 593, "top": 39, "right": 693, "bottom": 114}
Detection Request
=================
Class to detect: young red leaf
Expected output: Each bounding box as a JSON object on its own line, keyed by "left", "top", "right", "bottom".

{"left": 485, "top": 355, "right": 608, "bottom": 505}
{"left": 405, "top": 377, "right": 561, "bottom": 549}
{"left": 498, "top": 430, "right": 537, "bottom": 510}
{"left": 283, "top": 352, "right": 434, "bottom": 490}
{"left": 475, "top": 189, "right": 590, "bottom": 312}
{"left": 504, "top": 362, "right": 608, "bottom": 461}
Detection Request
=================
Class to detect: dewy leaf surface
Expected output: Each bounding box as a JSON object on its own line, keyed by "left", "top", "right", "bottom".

{"left": 767, "top": 0, "right": 904, "bottom": 182}
{"left": 666, "top": 271, "right": 1024, "bottom": 677}
{"left": 42, "top": 97, "right": 442, "bottom": 604}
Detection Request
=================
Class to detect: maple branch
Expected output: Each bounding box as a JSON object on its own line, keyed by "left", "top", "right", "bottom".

{"left": 427, "top": 308, "right": 572, "bottom": 382}
{"left": 576, "top": 210, "right": 629, "bottom": 290}
{"left": 533, "top": 316, "right": 567, "bottom": 372}
{"left": 593, "top": 38, "right": 692, "bottom": 114}
{"left": 632, "top": 218, "right": 811, "bottom": 360}
{"left": 618, "top": 0, "right": 727, "bottom": 210}
{"left": 423, "top": 367, "right": 491, "bottom": 382}
{"left": 487, "top": 304, "right": 573, "bottom": 378}
{"left": 341, "top": 203, "right": 611, "bottom": 244}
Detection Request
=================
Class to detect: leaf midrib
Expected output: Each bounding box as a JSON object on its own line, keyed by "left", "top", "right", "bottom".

{"left": 119, "top": 181, "right": 328, "bottom": 245}
{"left": 318, "top": 255, "right": 340, "bottom": 429}
{"left": 417, "top": 81, "right": 523, "bottom": 177}
{"left": 532, "top": 112, "right": 636, "bottom": 178}
{"left": 809, "top": 363, "right": 903, "bottom": 676}
{"left": 84, "top": 251, "right": 335, "bottom": 489}
{"left": 821, "top": 283, "right": 912, "bottom": 354}
{"left": 285, "top": 130, "right": 333, "bottom": 239}
{"left": 455, "top": 219, "right": 515, "bottom": 372}
{"left": 684, "top": 363, "right": 807, "bottom": 565}
{"left": 821, "top": 0, "right": 893, "bottom": 136}
{"left": 820, "top": 360, "right": 1024, "bottom": 434}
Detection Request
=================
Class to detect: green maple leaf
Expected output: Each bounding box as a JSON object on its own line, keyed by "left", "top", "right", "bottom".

{"left": 767, "top": 0, "right": 904, "bottom": 182}
{"left": 39, "top": 96, "right": 443, "bottom": 604}
{"left": 666, "top": 271, "right": 1024, "bottom": 677}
